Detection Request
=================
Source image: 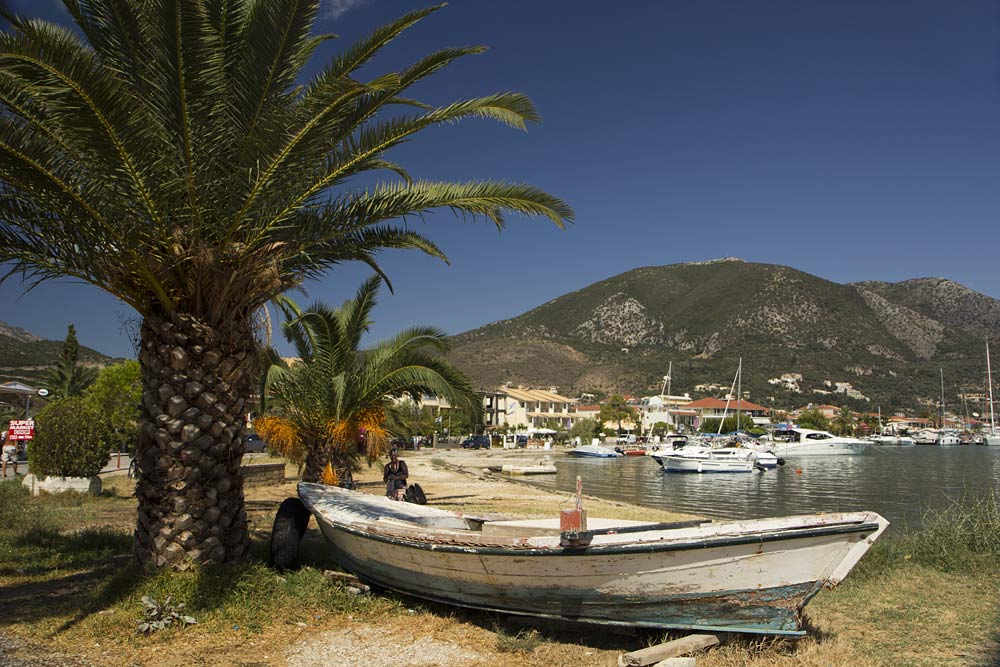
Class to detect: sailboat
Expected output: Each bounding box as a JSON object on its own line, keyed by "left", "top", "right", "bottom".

{"left": 984, "top": 341, "right": 1000, "bottom": 446}
{"left": 867, "top": 407, "right": 909, "bottom": 445}
{"left": 936, "top": 369, "right": 960, "bottom": 446}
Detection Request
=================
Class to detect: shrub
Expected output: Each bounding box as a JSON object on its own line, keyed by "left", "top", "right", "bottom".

{"left": 28, "top": 398, "right": 110, "bottom": 478}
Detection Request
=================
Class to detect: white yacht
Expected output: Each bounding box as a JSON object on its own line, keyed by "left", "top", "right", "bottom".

{"left": 763, "top": 428, "right": 868, "bottom": 457}
{"left": 651, "top": 446, "right": 776, "bottom": 473}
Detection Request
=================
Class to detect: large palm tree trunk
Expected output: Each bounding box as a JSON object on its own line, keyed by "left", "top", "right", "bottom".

{"left": 133, "top": 314, "right": 254, "bottom": 568}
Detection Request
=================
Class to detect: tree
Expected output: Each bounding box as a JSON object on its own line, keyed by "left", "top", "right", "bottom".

{"left": 256, "top": 277, "right": 483, "bottom": 486}
{"left": 598, "top": 395, "right": 637, "bottom": 433}
{"left": 385, "top": 400, "right": 436, "bottom": 442}
{"left": 699, "top": 414, "right": 755, "bottom": 434}
{"left": 569, "top": 418, "right": 601, "bottom": 442}
{"left": 831, "top": 406, "right": 856, "bottom": 436}
{"left": 0, "top": 2, "right": 570, "bottom": 568}
{"left": 44, "top": 325, "right": 97, "bottom": 399}
{"left": 29, "top": 397, "right": 109, "bottom": 478}
{"left": 796, "top": 408, "right": 831, "bottom": 431}
{"left": 83, "top": 360, "right": 142, "bottom": 453}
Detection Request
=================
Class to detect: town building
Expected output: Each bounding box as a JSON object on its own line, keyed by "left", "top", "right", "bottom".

{"left": 493, "top": 386, "right": 579, "bottom": 431}
{"left": 683, "top": 397, "right": 771, "bottom": 428}
{"left": 637, "top": 393, "right": 697, "bottom": 431}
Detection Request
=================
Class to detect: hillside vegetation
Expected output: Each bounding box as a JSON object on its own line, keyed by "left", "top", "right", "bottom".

{"left": 0, "top": 325, "right": 116, "bottom": 385}
{"left": 447, "top": 259, "right": 1000, "bottom": 412}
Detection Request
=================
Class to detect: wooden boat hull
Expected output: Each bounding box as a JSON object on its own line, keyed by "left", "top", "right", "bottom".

{"left": 299, "top": 484, "right": 886, "bottom": 635}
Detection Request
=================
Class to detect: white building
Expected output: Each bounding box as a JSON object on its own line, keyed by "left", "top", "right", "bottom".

{"left": 494, "top": 387, "right": 579, "bottom": 431}
{"left": 637, "top": 393, "right": 696, "bottom": 431}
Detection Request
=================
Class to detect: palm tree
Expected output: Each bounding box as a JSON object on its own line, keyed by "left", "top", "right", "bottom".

{"left": 832, "top": 406, "right": 856, "bottom": 437}
{"left": 0, "top": 1, "right": 571, "bottom": 568}
{"left": 256, "top": 276, "right": 481, "bottom": 486}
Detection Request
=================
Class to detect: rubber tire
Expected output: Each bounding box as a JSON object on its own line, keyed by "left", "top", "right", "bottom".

{"left": 270, "top": 497, "right": 311, "bottom": 571}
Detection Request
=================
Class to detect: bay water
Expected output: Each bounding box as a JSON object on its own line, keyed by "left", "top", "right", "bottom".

{"left": 523, "top": 446, "right": 1000, "bottom": 530}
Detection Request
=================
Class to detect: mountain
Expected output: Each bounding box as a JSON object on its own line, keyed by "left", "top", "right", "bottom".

{"left": 446, "top": 259, "right": 1000, "bottom": 413}
{"left": 0, "top": 322, "right": 119, "bottom": 386}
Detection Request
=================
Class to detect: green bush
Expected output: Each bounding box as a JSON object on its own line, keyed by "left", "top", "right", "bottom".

{"left": 28, "top": 398, "right": 110, "bottom": 478}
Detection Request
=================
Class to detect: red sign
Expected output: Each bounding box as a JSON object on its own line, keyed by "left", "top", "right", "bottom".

{"left": 8, "top": 420, "right": 34, "bottom": 441}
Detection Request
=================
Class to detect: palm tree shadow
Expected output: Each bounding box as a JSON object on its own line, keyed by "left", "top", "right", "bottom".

{"left": 52, "top": 562, "right": 147, "bottom": 634}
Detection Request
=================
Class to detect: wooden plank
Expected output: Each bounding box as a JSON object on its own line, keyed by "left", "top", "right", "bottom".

{"left": 618, "top": 634, "right": 718, "bottom": 667}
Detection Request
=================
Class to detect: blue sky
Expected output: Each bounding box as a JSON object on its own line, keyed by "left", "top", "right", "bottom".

{"left": 3, "top": 0, "right": 1000, "bottom": 358}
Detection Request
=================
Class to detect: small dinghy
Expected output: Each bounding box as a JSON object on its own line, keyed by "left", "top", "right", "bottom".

{"left": 567, "top": 443, "right": 622, "bottom": 457}
{"left": 286, "top": 482, "right": 887, "bottom": 635}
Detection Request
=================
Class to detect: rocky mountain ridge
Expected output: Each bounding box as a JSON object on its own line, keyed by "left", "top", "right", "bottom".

{"left": 446, "top": 260, "right": 1000, "bottom": 411}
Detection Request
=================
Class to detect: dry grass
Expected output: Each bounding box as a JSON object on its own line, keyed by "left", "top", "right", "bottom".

{"left": 1, "top": 460, "right": 999, "bottom": 667}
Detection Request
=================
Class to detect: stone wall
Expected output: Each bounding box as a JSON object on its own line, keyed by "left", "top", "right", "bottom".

{"left": 240, "top": 463, "right": 286, "bottom": 486}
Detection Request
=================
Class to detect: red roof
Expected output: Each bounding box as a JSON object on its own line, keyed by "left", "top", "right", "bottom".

{"left": 683, "top": 397, "right": 770, "bottom": 412}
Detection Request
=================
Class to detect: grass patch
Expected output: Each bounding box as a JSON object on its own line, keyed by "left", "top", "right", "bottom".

{"left": 494, "top": 626, "right": 542, "bottom": 653}
{"left": 0, "top": 479, "right": 133, "bottom": 578}
{"left": 96, "top": 562, "right": 398, "bottom": 636}
{"left": 854, "top": 491, "right": 1000, "bottom": 578}
{"left": 0, "top": 478, "right": 401, "bottom": 654}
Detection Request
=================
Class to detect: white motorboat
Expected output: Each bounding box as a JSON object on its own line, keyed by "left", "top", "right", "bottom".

{"left": 651, "top": 446, "right": 777, "bottom": 473}
{"left": 764, "top": 428, "right": 868, "bottom": 456}
{"left": 567, "top": 443, "right": 623, "bottom": 458}
{"left": 294, "top": 483, "right": 887, "bottom": 636}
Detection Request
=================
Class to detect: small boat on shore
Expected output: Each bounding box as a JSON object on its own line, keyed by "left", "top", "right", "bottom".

{"left": 500, "top": 463, "right": 557, "bottom": 475}
{"left": 567, "top": 443, "right": 623, "bottom": 458}
{"left": 295, "top": 483, "right": 888, "bottom": 636}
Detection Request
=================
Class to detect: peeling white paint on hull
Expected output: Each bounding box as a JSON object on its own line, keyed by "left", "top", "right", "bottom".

{"left": 298, "top": 483, "right": 887, "bottom": 635}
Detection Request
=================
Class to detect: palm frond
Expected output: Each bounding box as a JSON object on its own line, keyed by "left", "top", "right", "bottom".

{"left": 0, "top": 2, "right": 571, "bottom": 329}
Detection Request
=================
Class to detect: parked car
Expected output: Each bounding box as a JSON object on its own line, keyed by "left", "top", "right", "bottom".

{"left": 243, "top": 433, "right": 267, "bottom": 453}
{"left": 461, "top": 435, "right": 491, "bottom": 450}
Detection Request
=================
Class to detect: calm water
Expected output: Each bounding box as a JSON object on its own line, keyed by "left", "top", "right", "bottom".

{"left": 523, "top": 446, "right": 1000, "bottom": 530}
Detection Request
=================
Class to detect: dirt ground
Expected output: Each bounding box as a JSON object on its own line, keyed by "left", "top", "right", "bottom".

{"left": 3, "top": 449, "right": 998, "bottom": 667}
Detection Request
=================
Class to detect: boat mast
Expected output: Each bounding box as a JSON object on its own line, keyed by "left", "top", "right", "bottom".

{"left": 939, "top": 368, "right": 946, "bottom": 430}
{"left": 736, "top": 357, "right": 742, "bottom": 433}
{"left": 662, "top": 361, "right": 672, "bottom": 430}
{"left": 988, "top": 341, "right": 996, "bottom": 434}
{"left": 717, "top": 361, "right": 741, "bottom": 436}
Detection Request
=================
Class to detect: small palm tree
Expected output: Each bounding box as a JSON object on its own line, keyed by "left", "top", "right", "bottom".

{"left": 832, "top": 406, "right": 856, "bottom": 436}
{"left": 0, "top": 1, "right": 570, "bottom": 568}
{"left": 256, "top": 277, "right": 481, "bottom": 486}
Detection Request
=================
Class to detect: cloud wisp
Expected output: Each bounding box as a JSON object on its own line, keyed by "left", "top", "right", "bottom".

{"left": 324, "top": 0, "right": 368, "bottom": 20}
